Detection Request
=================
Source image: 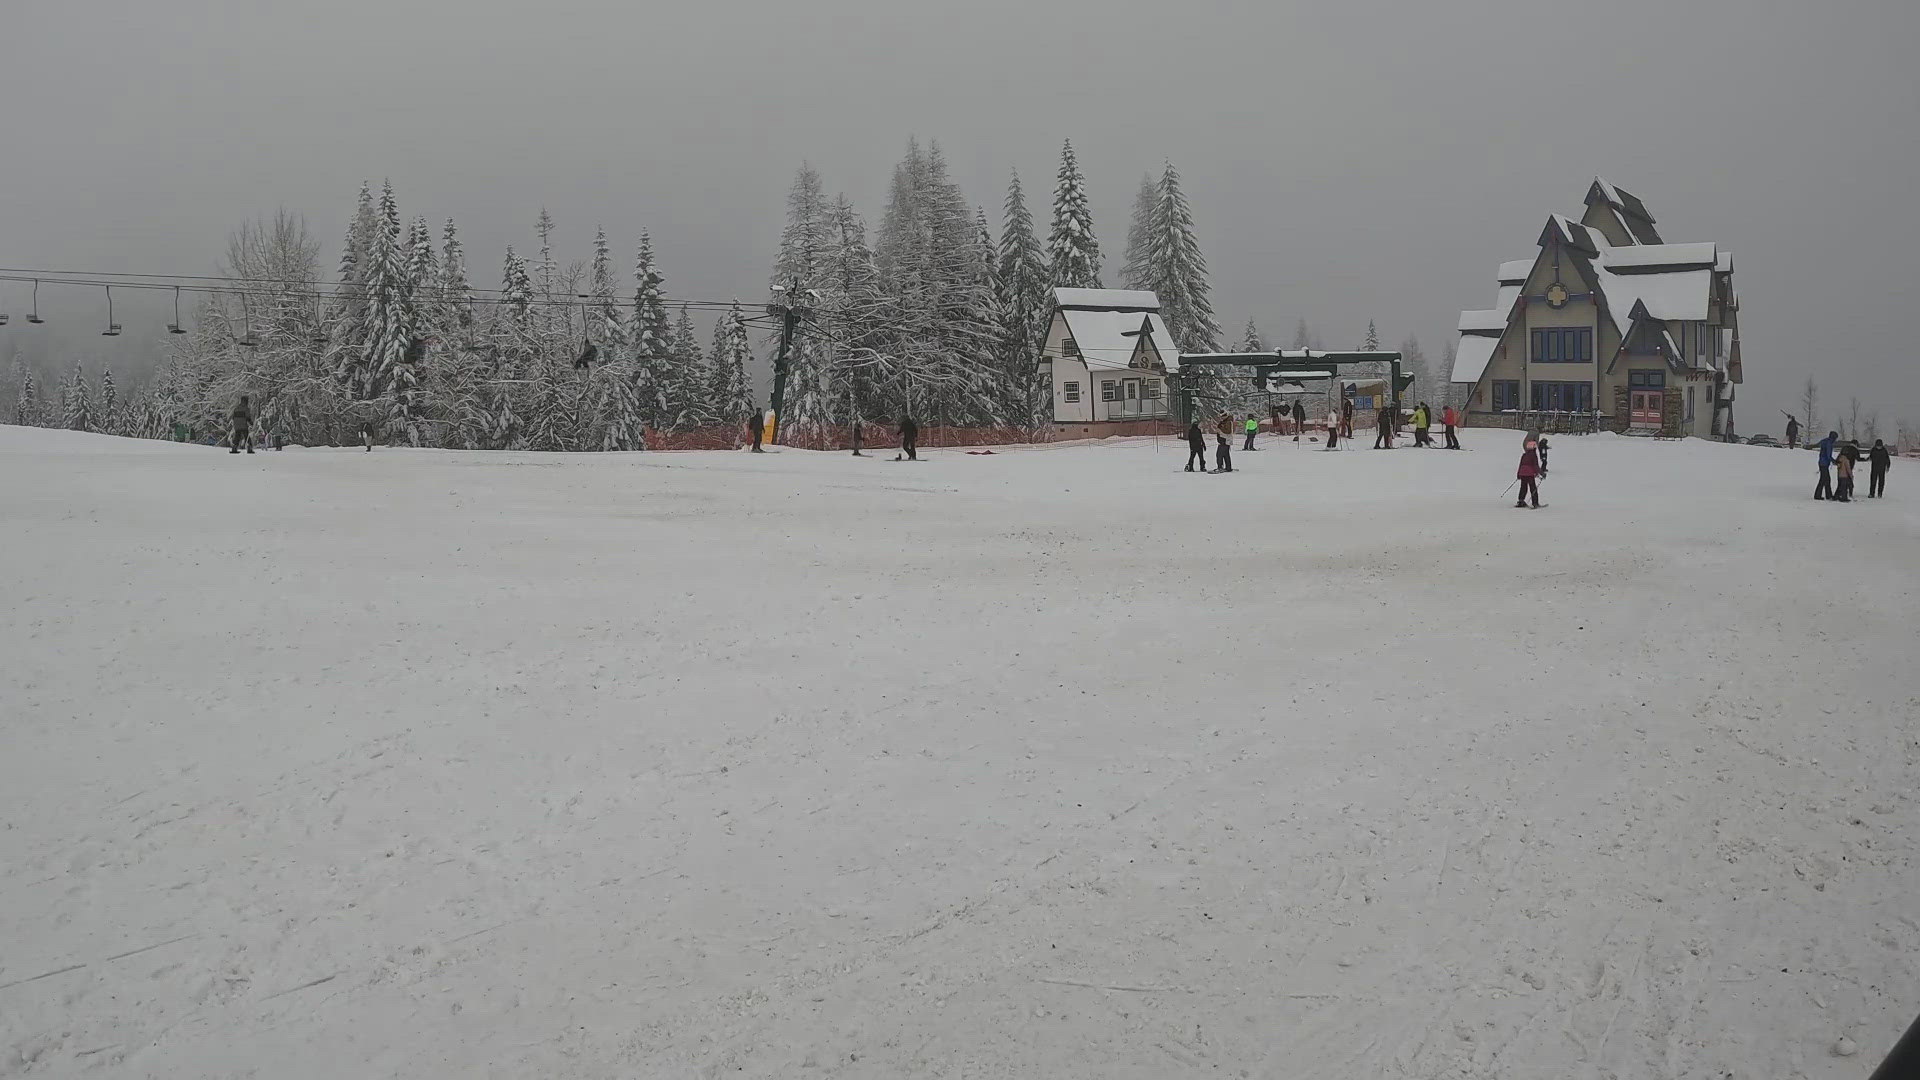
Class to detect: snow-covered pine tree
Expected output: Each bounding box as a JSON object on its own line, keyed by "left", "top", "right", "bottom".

{"left": 1363, "top": 319, "right": 1379, "bottom": 351}
{"left": 1292, "top": 318, "right": 1310, "bottom": 349}
{"left": 1048, "top": 139, "right": 1102, "bottom": 289}
{"left": 10, "top": 358, "right": 36, "bottom": 426}
{"left": 996, "top": 170, "right": 1053, "bottom": 433}
{"left": 1122, "top": 173, "right": 1156, "bottom": 291}
{"left": 818, "top": 194, "right": 890, "bottom": 435}
{"left": 1241, "top": 319, "right": 1265, "bottom": 352}
{"left": 62, "top": 362, "right": 92, "bottom": 431}
{"left": 344, "top": 181, "right": 413, "bottom": 418}
{"left": 439, "top": 218, "right": 471, "bottom": 330}
{"left": 631, "top": 232, "right": 671, "bottom": 433}
{"left": 1143, "top": 161, "right": 1221, "bottom": 353}
{"left": 99, "top": 368, "right": 118, "bottom": 434}
{"left": 488, "top": 246, "right": 534, "bottom": 448}
{"left": 770, "top": 165, "right": 836, "bottom": 441}
{"left": 923, "top": 141, "right": 996, "bottom": 427}
{"left": 706, "top": 303, "right": 754, "bottom": 436}
{"left": 535, "top": 208, "right": 557, "bottom": 301}
{"left": 588, "top": 227, "right": 622, "bottom": 355}
{"left": 1440, "top": 340, "right": 1459, "bottom": 410}
{"left": 389, "top": 215, "right": 437, "bottom": 443}
{"left": 665, "top": 305, "right": 706, "bottom": 430}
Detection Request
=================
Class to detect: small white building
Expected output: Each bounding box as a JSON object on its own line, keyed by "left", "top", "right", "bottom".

{"left": 1045, "top": 288, "right": 1180, "bottom": 436}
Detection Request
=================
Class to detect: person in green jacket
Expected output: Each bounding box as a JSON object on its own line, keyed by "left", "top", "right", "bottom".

{"left": 1242, "top": 414, "right": 1259, "bottom": 451}
{"left": 1413, "top": 402, "right": 1432, "bottom": 447}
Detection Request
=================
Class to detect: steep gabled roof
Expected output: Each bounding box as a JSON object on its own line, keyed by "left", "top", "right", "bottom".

{"left": 1451, "top": 335, "right": 1499, "bottom": 385}
{"left": 1057, "top": 307, "right": 1179, "bottom": 372}
{"left": 1586, "top": 177, "right": 1661, "bottom": 242}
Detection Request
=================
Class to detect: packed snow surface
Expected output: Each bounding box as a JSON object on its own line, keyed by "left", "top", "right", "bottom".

{"left": 3, "top": 425, "right": 1916, "bottom": 1079}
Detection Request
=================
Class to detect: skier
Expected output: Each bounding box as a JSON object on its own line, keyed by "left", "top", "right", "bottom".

{"left": 1324, "top": 406, "right": 1341, "bottom": 450}
{"left": 1341, "top": 396, "right": 1355, "bottom": 439}
{"left": 1515, "top": 433, "right": 1542, "bottom": 509}
{"left": 898, "top": 415, "right": 918, "bottom": 461}
{"left": 1413, "top": 402, "right": 1432, "bottom": 447}
{"left": 1292, "top": 399, "right": 1306, "bottom": 443}
{"left": 1443, "top": 404, "right": 1462, "bottom": 449}
{"left": 1243, "top": 414, "right": 1258, "bottom": 451}
{"left": 1374, "top": 404, "right": 1395, "bottom": 449}
{"left": 1184, "top": 420, "right": 1209, "bottom": 472}
{"left": 1868, "top": 439, "right": 1891, "bottom": 498}
{"left": 1783, "top": 412, "right": 1800, "bottom": 449}
{"left": 749, "top": 410, "right": 766, "bottom": 453}
{"left": 229, "top": 396, "right": 254, "bottom": 454}
{"left": 1814, "top": 430, "right": 1837, "bottom": 499}
{"left": 1214, "top": 412, "right": 1234, "bottom": 473}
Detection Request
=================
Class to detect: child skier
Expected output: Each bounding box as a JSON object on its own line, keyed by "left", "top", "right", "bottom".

{"left": 1515, "top": 434, "right": 1542, "bottom": 508}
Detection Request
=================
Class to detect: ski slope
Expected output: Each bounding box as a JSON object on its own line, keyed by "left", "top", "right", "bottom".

{"left": 2, "top": 425, "right": 1915, "bottom": 1078}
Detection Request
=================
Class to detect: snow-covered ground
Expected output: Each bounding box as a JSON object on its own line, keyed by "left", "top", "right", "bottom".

{"left": 2, "top": 425, "right": 1916, "bottom": 1079}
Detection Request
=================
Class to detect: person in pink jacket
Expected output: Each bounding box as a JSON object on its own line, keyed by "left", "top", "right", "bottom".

{"left": 1515, "top": 434, "right": 1542, "bottom": 508}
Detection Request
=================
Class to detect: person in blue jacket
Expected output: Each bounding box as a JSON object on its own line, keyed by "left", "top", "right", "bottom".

{"left": 1814, "top": 430, "right": 1838, "bottom": 500}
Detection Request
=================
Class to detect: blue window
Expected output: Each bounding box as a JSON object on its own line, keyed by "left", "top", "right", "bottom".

{"left": 1491, "top": 380, "right": 1521, "bottom": 411}
{"left": 1628, "top": 370, "right": 1665, "bottom": 389}
{"left": 1531, "top": 327, "right": 1592, "bottom": 363}
{"left": 1531, "top": 381, "right": 1593, "bottom": 412}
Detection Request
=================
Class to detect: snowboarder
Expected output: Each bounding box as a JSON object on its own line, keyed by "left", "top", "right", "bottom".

{"left": 1413, "top": 402, "right": 1432, "bottom": 447}
{"left": 1515, "top": 434, "right": 1542, "bottom": 508}
{"left": 1869, "top": 439, "right": 1891, "bottom": 498}
{"left": 1243, "top": 415, "right": 1259, "bottom": 451}
{"left": 898, "top": 415, "right": 918, "bottom": 461}
{"left": 229, "top": 396, "right": 254, "bottom": 454}
{"left": 1443, "top": 404, "right": 1462, "bottom": 449}
{"left": 1783, "top": 412, "right": 1800, "bottom": 449}
{"left": 1292, "top": 399, "right": 1306, "bottom": 443}
{"left": 1814, "top": 430, "right": 1837, "bottom": 499}
{"left": 1184, "top": 420, "right": 1209, "bottom": 472}
{"left": 1214, "top": 413, "right": 1234, "bottom": 473}
{"left": 1341, "top": 396, "right": 1355, "bottom": 439}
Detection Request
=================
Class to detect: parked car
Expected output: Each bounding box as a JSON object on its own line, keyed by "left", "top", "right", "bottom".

{"left": 1746, "top": 434, "right": 1780, "bottom": 447}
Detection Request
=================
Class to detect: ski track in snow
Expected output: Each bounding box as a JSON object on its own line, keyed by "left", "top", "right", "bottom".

{"left": 1, "top": 426, "right": 1916, "bottom": 1078}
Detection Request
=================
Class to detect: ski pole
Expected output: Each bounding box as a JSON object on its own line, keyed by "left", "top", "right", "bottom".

{"left": 1501, "top": 478, "right": 1518, "bottom": 498}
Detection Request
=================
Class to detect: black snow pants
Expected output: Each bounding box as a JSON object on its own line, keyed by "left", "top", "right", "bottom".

{"left": 1517, "top": 476, "right": 1539, "bottom": 507}
{"left": 1186, "top": 445, "right": 1207, "bottom": 471}
{"left": 1815, "top": 464, "right": 1832, "bottom": 500}
{"left": 1870, "top": 467, "right": 1887, "bottom": 498}
{"left": 1215, "top": 437, "right": 1232, "bottom": 472}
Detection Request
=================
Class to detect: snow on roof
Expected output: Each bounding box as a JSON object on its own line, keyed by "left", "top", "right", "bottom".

{"left": 1595, "top": 263, "right": 1714, "bottom": 324}
{"left": 1495, "top": 283, "right": 1522, "bottom": 320}
{"left": 1593, "top": 176, "right": 1624, "bottom": 208}
{"left": 1458, "top": 308, "right": 1506, "bottom": 333}
{"left": 1059, "top": 307, "right": 1179, "bottom": 371}
{"left": 1497, "top": 259, "right": 1533, "bottom": 284}
{"left": 1715, "top": 251, "right": 1733, "bottom": 273}
{"left": 1451, "top": 335, "right": 1498, "bottom": 384}
{"left": 1604, "top": 243, "right": 1718, "bottom": 272}
{"left": 1053, "top": 287, "right": 1160, "bottom": 311}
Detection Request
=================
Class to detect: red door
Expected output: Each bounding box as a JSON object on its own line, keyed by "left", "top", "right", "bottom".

{"left": 1630, "top": 390, "right": 1662, "bottom": 428}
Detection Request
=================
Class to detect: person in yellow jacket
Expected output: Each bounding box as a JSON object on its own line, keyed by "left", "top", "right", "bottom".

{"left": 1413, "top": 402, "right": 1431, "bottom": 447}
{"left": 1243, "top": 414, "right": 1259, "bottom": 451}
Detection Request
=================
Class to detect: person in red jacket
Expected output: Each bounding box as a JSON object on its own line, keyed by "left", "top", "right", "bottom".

{"left": 1442, "top": 405, "right": 1461, "bottom": 449}
{"left": 1515, "top": 434, "right": 1542, "bottom": 508}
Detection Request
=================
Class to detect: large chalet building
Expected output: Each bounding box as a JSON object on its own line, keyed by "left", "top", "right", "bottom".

{"left": 1450, "top": 179, "right": 1743, "bottom": 438}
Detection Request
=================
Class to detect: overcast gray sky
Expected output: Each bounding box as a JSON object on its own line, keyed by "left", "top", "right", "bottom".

{"left": 4, "top": 0, "right": 1917, "bottom": 432}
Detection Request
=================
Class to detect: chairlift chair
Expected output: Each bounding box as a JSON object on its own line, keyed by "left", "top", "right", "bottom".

{"left": 27, "top": 280, "right": 45, "bottom": 324}
{"left": 167, "top": 287, "right": 187, "bottom": 334}
{"left": 101, "top": 286, "right": 122, "bottom": 336}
